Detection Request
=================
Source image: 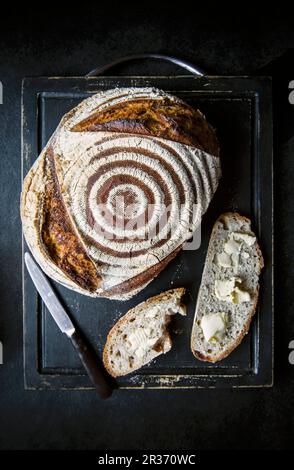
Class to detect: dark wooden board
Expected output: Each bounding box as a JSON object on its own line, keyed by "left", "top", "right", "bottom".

{"left": 22, "top": 76, "right": 273, "bottom": 389}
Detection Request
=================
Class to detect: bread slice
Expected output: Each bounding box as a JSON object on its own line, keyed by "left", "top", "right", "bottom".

{"left": 191, "top": 213, "right": 264, "bottom": 363}
{"left": 103, "top": 288, "right": 186, "bottom": 377}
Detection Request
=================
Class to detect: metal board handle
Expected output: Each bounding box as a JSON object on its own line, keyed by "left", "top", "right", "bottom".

{"left": 86, "top": 53, "right": 205, "bottom": 77}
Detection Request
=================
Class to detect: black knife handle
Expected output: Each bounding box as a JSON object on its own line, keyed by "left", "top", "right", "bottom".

{"left": 70, "top": 331, "right": 114, "bottom": 399}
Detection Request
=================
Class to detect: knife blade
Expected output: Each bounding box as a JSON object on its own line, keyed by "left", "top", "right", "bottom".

{"left": 24, "top": 252, "right": 114, "bottom": 398}
{"left": 25, "top": 253, "right": 75, "bottom": 337}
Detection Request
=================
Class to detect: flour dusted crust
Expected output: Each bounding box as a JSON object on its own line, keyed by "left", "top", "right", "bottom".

{"left": 21, "top": 88, "right": 221, "bottom": 299}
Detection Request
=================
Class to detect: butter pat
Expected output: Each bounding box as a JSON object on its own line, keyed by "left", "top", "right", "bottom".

{"left": 215, "top": 277, "right": 251, "bottom": 304}
{"left": 127, "top": 331, "right": 144, "bottom": 351}
{"left": 215, "top": 251, "right": 239, "bottom": 270}
{"left": 215, "top": 278, "right": 235, "bottom": 301}
{"left": 232, "top": 232, "right": 256, "bottom": 246}
{"left": 135, "top": 346, "right": 146, "bottom": 359}
{"left": 232, "top": 286, "right": 251, "bottom": 304}
{"left": 224, "top": 237, "right": 242, "bottom": 255}
{"left": 231, "top": 253, "right": 240, "bottom": 269}
{"left": 200, "top": 313, "right": 227, "bottom": 342}
{"left": 127, "top": 323, "right": 160, "bottom": 358}
{"left": 215, "top": 252, "right": 232, "bottom": 268}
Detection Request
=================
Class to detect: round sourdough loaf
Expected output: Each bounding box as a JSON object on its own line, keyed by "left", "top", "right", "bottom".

{"left": 21, "top": 87, "right": 221, "bottom": 299}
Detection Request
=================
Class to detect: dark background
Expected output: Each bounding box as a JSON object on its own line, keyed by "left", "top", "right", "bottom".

{"left": 0, "top": 3, "right": 293, "bottom": 450}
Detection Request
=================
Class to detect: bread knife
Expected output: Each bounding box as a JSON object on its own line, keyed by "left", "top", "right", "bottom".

{"left": 24, "top": 252, "right": 114, "bottom": 399}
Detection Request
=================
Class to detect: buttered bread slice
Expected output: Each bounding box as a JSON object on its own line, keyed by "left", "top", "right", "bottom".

{"left": 103, "top": 288, "right": 186, "bottom": 377}
{"left": 191, "top": 213, "right": 264, "bottom": 363}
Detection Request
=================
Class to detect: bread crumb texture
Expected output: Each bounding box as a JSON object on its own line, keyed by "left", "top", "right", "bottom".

{"left": 191, "top": 213, "right": 264, "bottom": 363}
{"left": 103, "top": 288, "right": 186, "bottom": 377}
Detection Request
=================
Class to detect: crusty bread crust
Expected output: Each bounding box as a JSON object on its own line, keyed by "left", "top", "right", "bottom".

{"left": 103, "top": 287, "right": 185, "bottom": 376}
{"left": 21, "top": 87, "right": 221, "bottom": 300}
{"left": 71, "top": 97, "right": 219, "bottom": 157}
{"left": 101, "top": 246, "right": 182, "bottom": 299}
{"left": 191, "top": 212, "right": 264, "bottom": 363}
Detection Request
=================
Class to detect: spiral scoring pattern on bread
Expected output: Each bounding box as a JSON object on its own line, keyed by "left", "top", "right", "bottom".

{"left": 21, "top": 88, "right": 221, "bottom": 299}
{"left": 62, "top": 133, "right": 218, "bottom": 269}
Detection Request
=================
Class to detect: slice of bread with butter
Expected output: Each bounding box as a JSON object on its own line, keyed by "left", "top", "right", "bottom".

{"left": 191, "top": 213, "right": 264, "bottom": 363}
{"left": 103, "top": 288, "right": 186, "bottom": 377}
